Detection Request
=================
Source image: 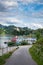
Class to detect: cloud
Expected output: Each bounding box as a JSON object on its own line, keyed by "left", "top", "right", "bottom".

{"left": 16, "top": 0, "right": 43, "bottom": 5}
{"left": 0, "top": 3, "right": 6, "bottom": 12}
{"left": 0, "top": 0, "right": 43, "bottom": 29}
{"left": 24, "top": 22, "right": 43, "bottom": 29}
{"left": 37, "top": 0, "right": 43, "bottom": 4}
{"left": 0, "top": 17, "right": 25, "bottom": 26}
{"left": 1, "top": 1, "right": 18, "bottom": 7}
{"left": 0, "top": 16, "right": 43, "bottom": 29}
{"left": 32, "top": 23, "right": 43, "bottom": 29}
{"left": 0, "top": 0, "right": 18, "bottom": 12}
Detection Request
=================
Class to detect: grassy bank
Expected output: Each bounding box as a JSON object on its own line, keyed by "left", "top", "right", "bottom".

{"left": 0, "top": 47, "right": 18, "bottom": 65}
{"left": 29, "top": 44, "right": 43, "bottom": 65}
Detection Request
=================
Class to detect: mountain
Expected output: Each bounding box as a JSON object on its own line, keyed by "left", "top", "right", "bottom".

{"left": 0, "top": 24, "right": 32, "bottom": 35}
{"left": 0, "top": 24, "right": 43, "bottom": 36}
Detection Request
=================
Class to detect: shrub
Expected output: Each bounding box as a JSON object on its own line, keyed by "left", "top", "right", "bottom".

{"left": 21, "top": 40, "right": 28, "bottom": 45}
{"left": 29, "top": 37, "right": 43, "bottom": 65}
{"left": 8, "top": 42, "right": 16, "bottom": 47}
{"left": 36, "top": 32, "right": 41, "bottom": 40}
{"left": 36, "top": 38, "right": 43, "bottom": 45}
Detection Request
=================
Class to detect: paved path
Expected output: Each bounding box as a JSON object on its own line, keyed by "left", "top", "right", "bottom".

{"left": 4, "top": 45, "right": 37, "bottom": 65}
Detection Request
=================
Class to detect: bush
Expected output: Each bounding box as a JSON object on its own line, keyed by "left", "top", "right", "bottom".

{"left": 36, "top": 32, "right": 41, "bottom": 40}
{"left": 29, "top": 37, "right": 43, "bottom": 65}
{"left": 36, "top": 38, "right": 43, "bottom": 45}
{"left": 0, "top": 52, "right": 13, "bottom": 65}
{"left": 8, "top": 42, "right": 16, "bottom": 47}
{"left": 21, "top": 40, "right": 28, "bottom": 45}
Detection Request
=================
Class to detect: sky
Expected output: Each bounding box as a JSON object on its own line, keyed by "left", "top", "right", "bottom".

{"left": 0, "top": 0, "right": 43, "bottom": 29}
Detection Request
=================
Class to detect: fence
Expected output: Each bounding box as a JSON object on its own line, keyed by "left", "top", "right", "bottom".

{"left": 0, "top": 46, "right": 17, "bottom": 56}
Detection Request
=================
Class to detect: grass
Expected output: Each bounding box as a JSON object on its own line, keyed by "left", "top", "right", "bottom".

{"left": 0, "top": 48, "right": 18, "bottom": 65}
{"left": 29, "top": 44, "right": 43, "bottom": 65}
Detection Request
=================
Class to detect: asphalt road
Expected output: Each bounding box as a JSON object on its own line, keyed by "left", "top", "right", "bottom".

{"left": 4, "top": 45, "right": 37, "bottom": 65}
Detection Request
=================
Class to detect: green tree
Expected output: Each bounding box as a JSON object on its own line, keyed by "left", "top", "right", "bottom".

{"left": 36, "top": 32, "right": 41, "bottom": 40}
{"left": 0, "top": 28, "right": 3, "bottom": 34}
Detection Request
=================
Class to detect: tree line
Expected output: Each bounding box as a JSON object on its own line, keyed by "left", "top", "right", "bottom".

{"left": 0, "top": 24, "right": 43, "bottom": 37}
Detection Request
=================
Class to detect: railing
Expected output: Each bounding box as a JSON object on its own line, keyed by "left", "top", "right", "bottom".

{"left": 0, "top": 46, "right": 17, "bottom": 56}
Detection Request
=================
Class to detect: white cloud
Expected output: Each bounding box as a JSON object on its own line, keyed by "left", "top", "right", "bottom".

{"left": 0, "top": 17, "right": 43, "bottom": 29}
{"left": 0, "top": 0, "right": 43, "bottom": 29}
{"left": 21, "top": 0, "right": 36, "bottom": 2}
{"left": 0, "top": 17, "right": 25, "bottom": 26}
{"left": 29, "top": 22, "right": 43, "bottom": 29}
{"left": 20, "top": 0, "right": 43, "bottom": 4}
{"left": 31, "top": 11, "right": 43, "bottom": 18}
{"left": 21, "top": 0, "right": 42, "bottom": 4}
{"left": 32, "top": 23, "right": 43, "bottom": 28}
{"left": 1, "top": 1, "right": 18, "bottom": 8}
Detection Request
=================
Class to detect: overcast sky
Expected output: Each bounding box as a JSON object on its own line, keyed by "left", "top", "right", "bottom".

{"left": 0, "top": 0, "right": 43, "bottom": 29}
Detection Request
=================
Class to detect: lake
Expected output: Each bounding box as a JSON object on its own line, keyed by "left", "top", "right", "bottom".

{"left": 0, "top": 35, "right": 36, "bottom": 48}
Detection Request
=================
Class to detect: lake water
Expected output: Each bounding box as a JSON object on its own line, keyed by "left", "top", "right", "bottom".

{"left": 0, "top": 34, "right": 13, "bottom": 48}
{"left": 0, "top": 35, "right": 36, "bottom": 48}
